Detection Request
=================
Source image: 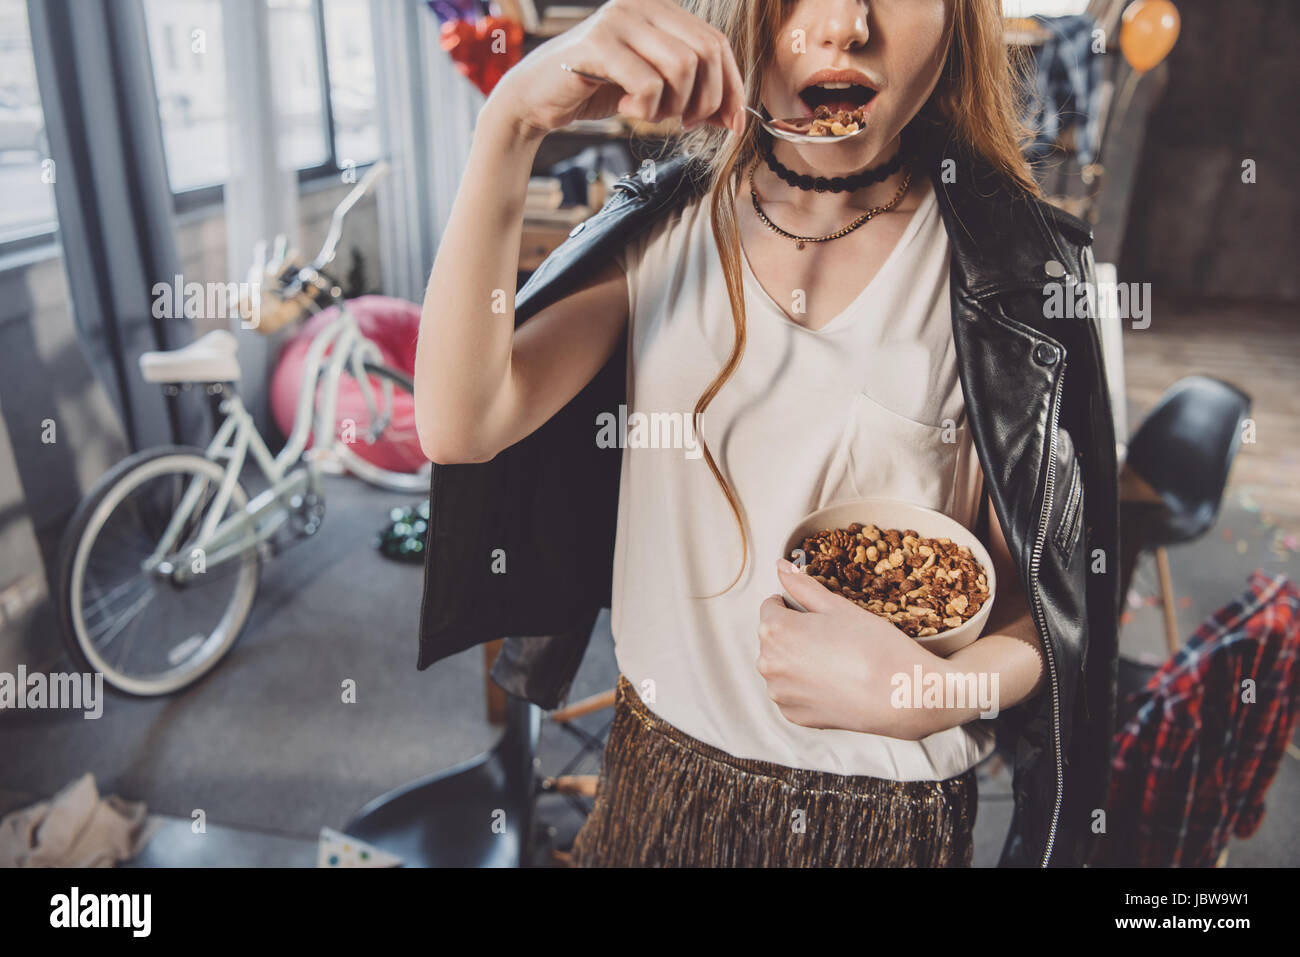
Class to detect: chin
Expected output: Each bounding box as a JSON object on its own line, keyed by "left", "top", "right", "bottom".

{"left": 790, "top": 135, "right": 894, "bottom": 177}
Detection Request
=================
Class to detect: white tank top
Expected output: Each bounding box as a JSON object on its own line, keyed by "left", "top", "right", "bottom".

{"left": 608, "top": 177, "right": 992, "bottom": 780}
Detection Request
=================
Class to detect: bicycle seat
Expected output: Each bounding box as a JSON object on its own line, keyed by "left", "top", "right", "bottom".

{"left": 139, "top": 329, "right": 241, "bottom": 383}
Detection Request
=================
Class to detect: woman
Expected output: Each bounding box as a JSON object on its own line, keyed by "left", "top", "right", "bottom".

{"left": 414, "top": 0, "right": 1119, "bottom": 868}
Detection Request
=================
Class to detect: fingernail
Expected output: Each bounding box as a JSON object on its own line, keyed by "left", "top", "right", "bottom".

{"left": 777, "top": 558, "right": 796, "bottom": 574}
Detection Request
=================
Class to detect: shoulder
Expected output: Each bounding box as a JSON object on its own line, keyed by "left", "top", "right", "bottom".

{"left": 615, "top": 186, "right": 705, "bottom": 274}
{"left": 906, "top": 120, "right": 1092, "bottom": 251}
{"left": 928, "top": 152, "right": 1094, "bottom": 293}
{"left": 594, "top": 156, "right": 708, "bottom": 287}
{"left": 599, "top": 154, "right": 711, "bottom": 231}
{"left": 1032, "top": 198, "right": 1092, "bottom": 248}
{"left": 516, "top": 153, "right": 705, "bottom": 322}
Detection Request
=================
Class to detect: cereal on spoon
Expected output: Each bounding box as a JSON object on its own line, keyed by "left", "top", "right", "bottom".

{"left": 768, "top": 104, "right": 869, "bottom": 137}
{"left": 807, "top": 103, "right": 867, "bottom": 136}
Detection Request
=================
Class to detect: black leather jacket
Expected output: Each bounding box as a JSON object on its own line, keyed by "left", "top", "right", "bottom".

{"left": 415, "top": 148, "right": 1121, "bottom": 868}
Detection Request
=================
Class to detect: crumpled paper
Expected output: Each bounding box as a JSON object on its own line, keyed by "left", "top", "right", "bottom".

{"left": 0, "top": 773, "right": 157, "bottom": 867}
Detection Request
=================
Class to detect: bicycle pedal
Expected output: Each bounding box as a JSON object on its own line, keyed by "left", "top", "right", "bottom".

{"left": 290, "top": 492, "right": 326, "bottom": 537}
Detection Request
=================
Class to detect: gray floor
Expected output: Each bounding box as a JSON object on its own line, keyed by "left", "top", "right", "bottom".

{"left": 1, "top": 476, "right": 1295, "bottom": 867}
{"left": 1, "top": 475, "right": 495, "bottom": 848}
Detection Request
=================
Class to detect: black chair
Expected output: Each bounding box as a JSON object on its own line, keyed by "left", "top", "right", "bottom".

{"left": 1119, "top": 375, "right": 1251, "bottom": 653}
{"left": 343, "top": 693, "right": 540, "bottom": 867}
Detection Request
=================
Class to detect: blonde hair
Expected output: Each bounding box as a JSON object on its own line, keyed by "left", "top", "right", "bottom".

{"left": 673, "top": 0, "right": 1037, "bottom": 594}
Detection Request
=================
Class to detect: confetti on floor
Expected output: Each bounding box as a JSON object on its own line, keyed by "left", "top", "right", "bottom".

{"left": 317, "top": 827, "right": 402, "bottom": 868}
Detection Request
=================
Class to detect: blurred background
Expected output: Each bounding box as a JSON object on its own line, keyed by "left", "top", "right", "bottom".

{"left": 0, "top": 0, "right": 1295, "bottom": 869}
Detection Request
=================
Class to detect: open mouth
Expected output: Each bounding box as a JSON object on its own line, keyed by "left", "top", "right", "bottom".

{"left": 798, "top": 81, "right": 877, "bottom": 116}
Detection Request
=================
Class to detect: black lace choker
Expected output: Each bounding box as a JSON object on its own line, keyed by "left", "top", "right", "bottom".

{"left": 761, "top": 138, "right": 905, "bottom": 193}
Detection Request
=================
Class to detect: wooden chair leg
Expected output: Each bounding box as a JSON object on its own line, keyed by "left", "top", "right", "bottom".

{"left": 483, "top": 639, "right": 507, "bottom": 726}
{"left": 549, "top": 688, "right": 616, "bottom": 724}
{"left": 546, "top": 774, "right": 598, "bottom": 798}
{"left": 1155, "top": 547, "right": 1180, "bottom": 656}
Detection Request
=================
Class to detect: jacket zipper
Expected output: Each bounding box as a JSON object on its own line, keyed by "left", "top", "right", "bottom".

{"left": 1030, "top": 362, "right": 1066, "bottom": 867}
{"left": 1054, "top": 464, "right": 1083, "bottom": 554}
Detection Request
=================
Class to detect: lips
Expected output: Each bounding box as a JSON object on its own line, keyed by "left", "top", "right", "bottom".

{"left": 797, "top": 68, "right": 879, "bottom": 116}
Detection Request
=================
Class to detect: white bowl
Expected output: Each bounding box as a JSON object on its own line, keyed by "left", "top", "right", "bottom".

{"left": 780, "top": 498, "right": 997, "bottom": 658}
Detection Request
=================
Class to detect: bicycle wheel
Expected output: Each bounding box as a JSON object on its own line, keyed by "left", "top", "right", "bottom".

{"left": 56, "top": 447, "right": 260, "bottom": 696}
{"left": 332, "top": 361, "right": 431, "bottom": 494}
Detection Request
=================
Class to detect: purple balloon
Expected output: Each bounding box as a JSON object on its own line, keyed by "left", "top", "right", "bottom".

{"left": 425, "top": 0, "right": 482, "bottom": 25}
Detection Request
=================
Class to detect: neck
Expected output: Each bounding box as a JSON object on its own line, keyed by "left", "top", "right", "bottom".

{"left": 756, "top": 134, "right": 911, "bottom": 217}
{"left": 759, "top": 132, "right": 904, "bottom": 204}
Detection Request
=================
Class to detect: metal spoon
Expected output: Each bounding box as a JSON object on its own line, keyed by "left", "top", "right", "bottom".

{"left": 560, "top": 63, "right": 615, "bottom": 85}
{"left": 559, "top": 66, "right": 867, "bottom": 143}
{"left": 743, "top": 105, "right": 869, "bottom": 145}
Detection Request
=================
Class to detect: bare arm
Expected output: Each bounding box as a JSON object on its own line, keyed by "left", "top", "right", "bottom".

{"left": 909, "top": 494, "right": 1046, "bottom": 736}
{"left": 414, "top": 0, "right": 744, "bottom": 464}
{"left": 413, "top": 109, "right": 628, "bottom": 463}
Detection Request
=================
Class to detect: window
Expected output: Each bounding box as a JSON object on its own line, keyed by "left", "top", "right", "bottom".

{"left": 268, "top": 0, "right": 330, "bottom": 170}
{"left": 144, "top": 0, "right": 378, "bottom": 205}
{"left": 1001, "top": 0, "right": 1091, "bottom": 14}
{"left": 143, "top": 0, "right": 233, "bottom": 193}
{"left": 0, "top": 0, "right": 57, "bottom": 246}
{"left": 322, "top": 0, "right": 380, "bottom": 168}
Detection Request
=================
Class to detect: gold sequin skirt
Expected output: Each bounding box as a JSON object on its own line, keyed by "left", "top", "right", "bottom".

{"left": 570, "top": 675, "right": 977, "bottom": 867}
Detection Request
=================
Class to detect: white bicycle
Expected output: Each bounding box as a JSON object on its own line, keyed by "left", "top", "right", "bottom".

{"left": 55, "top": 164, "right": 430, "bottom": 695}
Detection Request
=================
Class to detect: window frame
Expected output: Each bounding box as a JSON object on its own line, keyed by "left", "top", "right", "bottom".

{"left": 295, "top": 0, "right": 341, "bottom": 186}
{"left": 0, "top": 226, "right": 59, "bottom": 261}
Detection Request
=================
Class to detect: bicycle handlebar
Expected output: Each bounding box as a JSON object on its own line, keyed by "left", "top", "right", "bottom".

{"left": 245, "top": 160, "right": 392, "bottom": 333}
{"left": 310, "top": 160, "right": 391, "bottom": 271}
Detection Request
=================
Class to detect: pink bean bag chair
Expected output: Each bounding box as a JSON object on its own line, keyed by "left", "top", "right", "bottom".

{"left": 270, "top": 295, "right": 423, "bottom": 474}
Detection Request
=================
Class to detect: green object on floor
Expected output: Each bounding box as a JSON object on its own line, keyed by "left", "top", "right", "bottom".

{"left": 376, "top": 500, "right": 430, "bottom": 562}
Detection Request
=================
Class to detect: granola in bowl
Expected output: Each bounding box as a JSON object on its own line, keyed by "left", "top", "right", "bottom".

{"left": 780, "top": 499, "right": 998, "bottom": 657}
{"left": 797, "top": 523, "right": 989, "bottom": 638}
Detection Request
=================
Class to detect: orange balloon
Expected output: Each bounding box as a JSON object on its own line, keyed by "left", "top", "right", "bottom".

{"left": 1120, "top": 0, "right": 1181, "bottom": 74}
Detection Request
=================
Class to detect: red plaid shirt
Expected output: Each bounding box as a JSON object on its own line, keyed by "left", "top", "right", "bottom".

{"left": 1106, "top": 570, "right": 1299, "bottom": 867}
